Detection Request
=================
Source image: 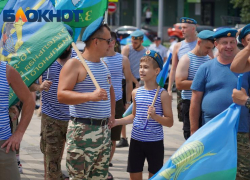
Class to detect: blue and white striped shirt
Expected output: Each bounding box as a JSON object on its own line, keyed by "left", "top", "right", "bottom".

{"left": 128, "top": 45, "right": 146, "bottom": 79}
{"left": 71, "top": 48, "right": 77, "bottom": 58}
{"left": 70, "top": 57, "right": 111, "bottom": 119}
{"left": 42, "top": 61, "right": 70, "bottom": 120}
{"left": 177, "top": 40, "right": 197, "bottom": 60}
{"left": 182, "top": 52, "right": 210, "bottom": 100}
{"left": 103, "top": 53, "right": 123, "bottom": 101}
{"left": 131, "top": 87, "right": 164, "bottom": 142}
{"left": 0, "top": 61, "right": 11, "bottom": 140}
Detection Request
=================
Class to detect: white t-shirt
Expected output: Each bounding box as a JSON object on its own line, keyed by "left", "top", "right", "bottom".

{"left": 146, "top": 11, "right": 152, "bottom": 18}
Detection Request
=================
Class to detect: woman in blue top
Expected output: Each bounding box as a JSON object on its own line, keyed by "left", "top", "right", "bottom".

{"left": 112, "top": 50, "right": 173, "bottom": 180}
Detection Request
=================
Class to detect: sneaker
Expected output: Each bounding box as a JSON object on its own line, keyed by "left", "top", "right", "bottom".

{"left": 18, "top": 161, "right": 23, "bottom": 174}
{"left": 116, "top": 138, "right": 129, "bottom": 148}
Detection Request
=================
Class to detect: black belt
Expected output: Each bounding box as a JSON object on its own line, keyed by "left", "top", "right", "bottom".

{"left": 71, "top": 117, "right": 109, "bottom": 126}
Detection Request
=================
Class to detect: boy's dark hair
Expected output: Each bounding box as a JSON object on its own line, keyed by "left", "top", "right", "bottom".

{"left": 140, "top": 56, "right": 159, "bottom": 69}
{"left": 85, "top": 24, "right": 111, "bottom": 48}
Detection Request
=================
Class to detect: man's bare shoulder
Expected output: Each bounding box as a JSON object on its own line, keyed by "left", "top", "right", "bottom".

{"left": 121, "top": 45, "right": 130, "bottom": 56}
{"left": 179, "top": 54, "right": 190, "bottom": 63}
{"left": 65, "top": 57, "right": 82, "bottom": 68}
{"left": 174, "top": 42, "right": 181, "bottom": 50}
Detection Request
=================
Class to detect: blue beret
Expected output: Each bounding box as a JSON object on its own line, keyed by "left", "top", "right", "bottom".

{"left": 213, "top": 28, "right": 237, "bottom": 40}
{"left": 180, "top": 17, "right": 197, "bottom": 24}
{"left": 238, "top": 24, "right": 250, "bottom": 43}
{"left": 144, "top": 50, "right": 163, "bottom": 70}
{"left": 64, "top": 24, "right": 73, "bottom": 37}
{"left": 82, "top": 17, "right": 104, "bottom": 42}
{"left": 197, "top": 30, "right": 214, "bottom": 40}
{"left": 131, "top": 30, "right": 144, "bottom": 40}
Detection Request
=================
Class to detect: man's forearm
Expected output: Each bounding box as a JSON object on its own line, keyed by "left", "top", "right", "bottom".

{"left": 110, "top": 86, "right": 116, "bottom": 118}
{"left": 168, "top": 69, "right": 175, "bottom": 91}
{"left": 190, "top": 102, "right": 201, "bottom": 134}
{"left": 176, "top": 80, "right": 192, "bottom": 90}
{"left": 29, "top": 83, "right": 41, "bottom": 92}
{"left": 16, "top": 95, "right": 35, "bottom": 134}
{"left": 126, "top": 80, "right": 133, "bottom": 102}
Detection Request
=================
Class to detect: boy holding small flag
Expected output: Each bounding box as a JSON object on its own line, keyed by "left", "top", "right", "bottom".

{"left": 112, "top": 50, "right": 173, "bottom": 180}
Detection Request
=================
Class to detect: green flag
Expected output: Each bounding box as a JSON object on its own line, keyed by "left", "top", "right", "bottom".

{"left": 0, "top": 0, "right": 73, "bottom": 107}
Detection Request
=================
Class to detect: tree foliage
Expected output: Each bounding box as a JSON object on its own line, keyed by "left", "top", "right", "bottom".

{"left": 231, "top": 0, "right": 250, "bottom": 23}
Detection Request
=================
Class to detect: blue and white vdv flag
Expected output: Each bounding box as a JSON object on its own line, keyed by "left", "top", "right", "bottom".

{"left": 151, "top": 75, "right": 243, "bottom": 180}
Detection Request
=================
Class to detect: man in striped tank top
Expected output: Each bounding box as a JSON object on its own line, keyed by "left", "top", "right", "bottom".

{"left": 39, "top": 24, "right": 73, "bottom": 180}
{"left": 175, "top": 30, "right": 214, "bottom": 140}
{"left": 112, "top": 50, "right": 173, "bottom": 180}
{"left": 0, "top": 61, "right": 35, "bottom": 180}
{"left": 58, "top": 17, "right": 115, "bottom": 180}
{"left": 103, "top": 32, "right": 134, "bottom": 179}
{"left": 118, "top": 30, "right": 146, "bottom": 148}
{"left": 167, "top": 17, "right": 198, "bottom": 124}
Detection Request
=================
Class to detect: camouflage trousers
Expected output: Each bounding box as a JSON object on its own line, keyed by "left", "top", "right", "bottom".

{"left": 236, "top": 132, "right": 250, "bottom": 180}
{"left": 177, "top": 89, "right": 183, "bottom": 122}
{"left": 66, "top": 120, "right": 111, "bottom": 180}
{"left": 40, "top": 113, "right": 69, "bottom": 180}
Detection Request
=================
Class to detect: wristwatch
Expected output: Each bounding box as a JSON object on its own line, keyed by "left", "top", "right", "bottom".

{"left": 126, "top": 101, "right": 132, "bottom": 105}
{"left": 245, "top": 97, "right": 250, "bottom": 109}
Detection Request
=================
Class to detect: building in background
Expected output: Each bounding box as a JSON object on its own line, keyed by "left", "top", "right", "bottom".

{"left": 110, "top": 0, "right": 240, "bottom": 27}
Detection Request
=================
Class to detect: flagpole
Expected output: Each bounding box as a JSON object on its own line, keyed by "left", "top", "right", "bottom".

{"left": 71, "top": 42, "right": 100, "bottom": 89}
{"left": 143, "top": 86, "right": 161, "bottom": 129}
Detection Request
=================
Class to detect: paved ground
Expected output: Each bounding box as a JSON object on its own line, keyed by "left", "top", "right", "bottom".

{"left": 20, "top": 92, "right": 185, "bottom": 180}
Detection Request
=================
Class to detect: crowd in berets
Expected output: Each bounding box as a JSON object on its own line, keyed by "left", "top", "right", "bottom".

{"left": 1, "top": 16, "right": 250, "bottom": 180}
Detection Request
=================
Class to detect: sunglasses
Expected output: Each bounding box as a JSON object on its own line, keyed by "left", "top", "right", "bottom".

{"left": 92, "top": 37, "right": 113, "bottom": 45}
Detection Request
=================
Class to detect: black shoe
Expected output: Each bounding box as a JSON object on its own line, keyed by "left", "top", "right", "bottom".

{"left": 109, "top": 162, "right": 113, "bottom": 167}
{"left": 116, "top": 138, "right": 129, "bottom": 148}
{"left": 107, "top": 172, "right": 113, "bottom": 180}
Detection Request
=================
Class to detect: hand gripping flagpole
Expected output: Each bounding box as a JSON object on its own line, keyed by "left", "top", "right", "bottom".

{"left": 71, "top": 42, "right": 100, "bottom": 89}
{"left": 142, "top": 53, "right": 172, "bottom": 130}
{"left": 237, "top": 74, "right": 243, "bottom": 90}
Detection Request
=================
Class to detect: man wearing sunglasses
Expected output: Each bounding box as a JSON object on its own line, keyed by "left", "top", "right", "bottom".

{"left": 58, "top": 17, "right": 115, "bottom": 179}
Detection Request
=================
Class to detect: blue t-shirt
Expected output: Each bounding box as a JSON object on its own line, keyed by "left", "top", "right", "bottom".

{"left": 191, "top": 58, "right": 250, "bottom": 132}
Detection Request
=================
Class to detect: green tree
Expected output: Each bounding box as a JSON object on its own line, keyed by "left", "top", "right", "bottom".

{"left": 231, "top": 0, "right": 250, "bottom": 23}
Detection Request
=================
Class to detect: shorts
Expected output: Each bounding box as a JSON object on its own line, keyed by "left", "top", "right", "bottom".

{"left": 237, "top": 132, "right": 250, "bottom": 179}
{"left": 111, "top": 99, "right": 125, "bottom": 141}
{"left": 127, "top": 138, "right": 164, "bottom": 174}
{"left": 66, "top": 120, "right": 111, "bottom": 179}
{"left": 0, "top": 140, "right": 20, "bottom": 180}
{"left": 40, "top": 113, "right": 69, "bottom": 180}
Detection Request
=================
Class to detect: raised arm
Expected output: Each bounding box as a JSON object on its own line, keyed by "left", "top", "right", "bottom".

{"left": 231, "top": 42, "right": 250, "bottom": 73}
{"left": 167, "top": 42, "right": 181, "bottom": 96}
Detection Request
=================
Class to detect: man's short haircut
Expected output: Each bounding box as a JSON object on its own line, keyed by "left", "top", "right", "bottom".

{"left": 140, "top": 56, "right": 159, "bottom": 69}
{"left": 85, "top": 24, "right": 111, "bottom": 47}
{"left": 201, "top": 38, "right": 214, "bottom": 44}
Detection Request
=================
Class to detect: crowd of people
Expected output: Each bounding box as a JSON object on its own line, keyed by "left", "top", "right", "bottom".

{"left": 1, "top": 15, "right": 250, "bottom": 180}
